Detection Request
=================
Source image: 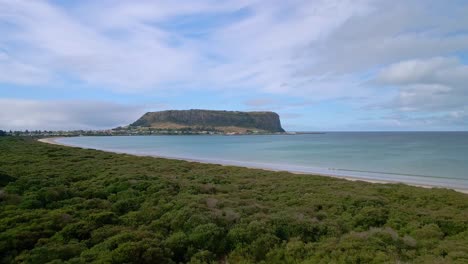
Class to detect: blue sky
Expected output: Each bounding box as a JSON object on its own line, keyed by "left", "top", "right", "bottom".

{"left": 1, "top": 0, "right": 468, "bottom": 131}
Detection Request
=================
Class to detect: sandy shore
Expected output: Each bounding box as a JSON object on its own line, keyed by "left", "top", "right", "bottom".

{"left": 39, "top": 137, "right": 75, "bottom": 147}
{"left": 38, "top": 137, "right": 468, "bottom": 194}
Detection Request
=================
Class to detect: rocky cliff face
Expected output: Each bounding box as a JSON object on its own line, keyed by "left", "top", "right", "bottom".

{"left": 130, "top": 109, "right": 285, "bottom": 133}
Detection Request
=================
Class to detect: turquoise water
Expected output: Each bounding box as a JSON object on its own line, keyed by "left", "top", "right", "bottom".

{"left": 57, "top": 132, "right": 468, "bottom": 190}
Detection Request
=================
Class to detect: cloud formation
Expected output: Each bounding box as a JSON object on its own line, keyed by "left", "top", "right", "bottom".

{"left": 0, "top": 99, "right": 146, "bottom": 130}
{"left": 374, "top": 57, "right": 468, "bottom": 126}
{"left": 0, "top": 0, "right": 468, "bottom": 130}
{"left": 0, "top": 0, "right": 374, "bottom": 94}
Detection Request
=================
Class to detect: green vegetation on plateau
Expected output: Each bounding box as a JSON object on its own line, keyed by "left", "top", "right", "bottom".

{"left": 0, "top": 137, "right": 467, "bottom": 264}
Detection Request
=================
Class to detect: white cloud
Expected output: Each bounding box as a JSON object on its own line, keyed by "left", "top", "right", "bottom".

{"left": 0, "top": 0, "right": 468, "bottom": 129}
{"left": 304, "top": 1, "right": 468, "bottom": 75}
{"left": 1, "top": 0, "right": 466, "bottom": 97}
{"left": 0, "top": 51, "right": 51, "bottom": 85}
{"left": 201, "top": 0, "right": 374, "bottom": 96}
{"left": 376, "top": 57, "right": 468, "bottom": 112}
{"left": 0, "top": 99, "right": 152, "bottom": 130}
{"left": 377, "top": 57, "right": 468, "bottom": 87}
{"left": 0, "top": 0, "right": 374, "bottom": 94}
{"left": 0, "top": 0, "right": 198, "bottom": 91}
{"left": 353, "top": 109, "right": 468, "bottom": 131}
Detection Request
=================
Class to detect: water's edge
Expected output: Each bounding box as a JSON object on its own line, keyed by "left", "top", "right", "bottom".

{"left": 38, "top": 137, "right": 468, "bottom": 194}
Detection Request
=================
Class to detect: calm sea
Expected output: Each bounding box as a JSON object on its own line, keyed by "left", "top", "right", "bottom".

{"left": 57, "top": 132, "right": 468, "bottom": 190}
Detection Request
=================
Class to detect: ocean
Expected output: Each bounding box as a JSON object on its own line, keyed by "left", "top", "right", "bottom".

{"left": 56, "top": 132, "right": 468, "bottom": 190}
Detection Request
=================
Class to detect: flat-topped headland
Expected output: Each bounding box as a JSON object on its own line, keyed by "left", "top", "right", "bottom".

{"left": 126, "top": 109, "right": 285, "bottom": 134}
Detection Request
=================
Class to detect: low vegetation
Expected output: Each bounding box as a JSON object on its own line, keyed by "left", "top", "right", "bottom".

{"left": 0, "top": 137, "right": 467, "bottom": 263}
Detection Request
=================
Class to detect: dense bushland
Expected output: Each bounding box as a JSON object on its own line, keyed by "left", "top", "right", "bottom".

{"left": 0, "top": 137, "right": 467, "bottom": 263}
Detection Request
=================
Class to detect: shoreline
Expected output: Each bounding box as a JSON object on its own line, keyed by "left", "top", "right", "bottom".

{"left": 38, "top": 137, "right": 468, "bottom": 194}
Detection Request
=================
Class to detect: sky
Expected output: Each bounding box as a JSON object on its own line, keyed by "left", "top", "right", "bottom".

{"left": 1, "top": 0, "right": 468, "bottom": 131}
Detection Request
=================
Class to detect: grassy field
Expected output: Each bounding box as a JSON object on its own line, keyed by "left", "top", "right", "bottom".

{"left": 0, "top": 137, "right": 467, "bottom": 263}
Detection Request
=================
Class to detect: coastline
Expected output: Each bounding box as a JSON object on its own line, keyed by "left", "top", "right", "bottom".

{"left": 38, "top": 137, "right": 468, "bottom": 194}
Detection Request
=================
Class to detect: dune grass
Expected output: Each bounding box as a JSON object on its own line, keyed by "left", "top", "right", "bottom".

{"left": 0, "top": 137, "right": 467, "bottom": 263}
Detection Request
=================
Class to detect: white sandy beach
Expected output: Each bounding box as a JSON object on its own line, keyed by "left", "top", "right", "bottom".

{"left": 38, "top": 137, "right": 468, "bottom": 194}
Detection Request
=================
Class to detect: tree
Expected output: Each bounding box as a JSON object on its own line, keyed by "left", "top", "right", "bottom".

{"left": 0, "top": 130, "right": 6, "bottom": 136}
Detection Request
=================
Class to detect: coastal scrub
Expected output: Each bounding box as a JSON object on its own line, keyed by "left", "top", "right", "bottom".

{"left": 0, "top": 137, "right": 467, "bottom": 263}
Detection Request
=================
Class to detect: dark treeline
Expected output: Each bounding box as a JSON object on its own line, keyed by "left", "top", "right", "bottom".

{"left": 0, "top": 130, "right": 106, "bottom": 137}
{"left": 0, "top": 128, "right": 261, "bottom": 137}
{"left": 0, "top": 137, "right": 467, "bottom": 263}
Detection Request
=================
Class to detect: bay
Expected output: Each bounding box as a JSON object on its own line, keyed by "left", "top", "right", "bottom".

{"left": 57, "top": 132, "right": 468, "bottom": 190}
